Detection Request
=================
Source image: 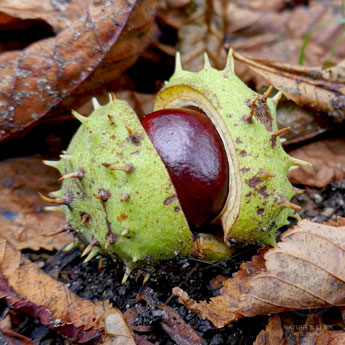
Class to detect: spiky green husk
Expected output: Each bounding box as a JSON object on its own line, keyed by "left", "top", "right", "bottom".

{"left": 43, "top": 50, "right": 308, "bottom": 268}
{"left": 154, "top": 51, "right": 304, "bottom": 246}
{"left": 52, "top": 99, "right": 192, "bottom": 268}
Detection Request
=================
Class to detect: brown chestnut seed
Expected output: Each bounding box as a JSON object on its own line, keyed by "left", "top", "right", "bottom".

{"left": 140, "top": 108, "right": 229, "bottom": 229}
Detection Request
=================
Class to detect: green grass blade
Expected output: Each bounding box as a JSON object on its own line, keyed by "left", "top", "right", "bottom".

{"left": 299, "top": 17, "right": 345, "bottom": 65}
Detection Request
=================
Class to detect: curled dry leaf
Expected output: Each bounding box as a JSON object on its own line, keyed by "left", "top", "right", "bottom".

{"left": 0, "top": 239, "right": 135, "bottom": 344}
{"left": 0, "top": 156, "right": 72, "bottom": 251}
{"left": 0, "top": 0, "right": 159, "bottom": 141}
{"left": 173, "top": 220, "right": 345, "bottom": 328}
{"left": 288, "top": 138, "right": 345, "bottom": 188}
{"left": 233, "top": 51, "right": 345, "bottom": 120}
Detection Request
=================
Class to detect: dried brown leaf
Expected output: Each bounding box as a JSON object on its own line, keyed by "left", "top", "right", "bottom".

{"left": 101, "top": 303, "right": 136, "bottom": 345}
{"left": 0, "top": 156, "right": 73, "bottom": 250}
{"left": 233, "top": 51, "right": 345, "bottom": 120}
{"left": 288, "top": 138, "right": 345, "bottom": 187}
{"left": 0, "top": 239, "right": 135, "bottom": 344}
{"left": 327, "top": 216, "right": 345, "bottom": 227}
{"left": 176, "top": 0, "right": 228, "bottom": 71}
{"left": 227, "top": 2, "right": 345, "bottom": 87}
{"left": 0, "top": 0, "right": 88, "bottom": 32}
{"left": 0, "top": 0, "right": 159, "bottom": 141}
{"left": 173, "top": 220, "right": 345, "bottom": 328}
{"left": 74, "top": 0, "right": 159, "bottom": 94}
{"left": 157, "top": 0, "right": 228, "bottom": 69}
{"left": 277, "top": 101, "right": 333, "bottom": 146}
{"left": 157, "top": 0, "right": 192, "bottom": 31}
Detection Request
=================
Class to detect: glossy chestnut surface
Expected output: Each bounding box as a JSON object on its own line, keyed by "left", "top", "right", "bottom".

{"left": 140, "top": 108, "right": 229, "bottom": 229}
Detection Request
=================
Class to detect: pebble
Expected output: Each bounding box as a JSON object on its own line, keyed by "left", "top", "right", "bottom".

{"left": 311, "top": 193, "right": 323, "bottom": 204}
{"left": 321, "top": 207, "right": 334, "bottom": 217}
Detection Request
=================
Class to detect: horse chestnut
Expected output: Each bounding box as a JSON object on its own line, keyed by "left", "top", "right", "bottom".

{"left": 41, "top": 50, "right": 310, "bottom": 276}
{"left": 140, "top": 108, "right": 229, "bottom": 229}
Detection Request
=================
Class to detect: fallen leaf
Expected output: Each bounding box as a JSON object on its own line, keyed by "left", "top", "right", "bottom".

{"left": 327, "top": 216, "right": 345, "bottom": 227}
{"left": 74, "top": 0, "right": 159, "bottom": 94}
{"left": 0, "top": 156, "right": 73, "bottom": 250}
{"left": 0, "top": 239, "right": 135, "bottom": 344}
{"left": 0, "top": 0, "right": 159, "bottom": 141}
{"left": 173, "top": 220, "right": 345, "bottom": 328}
{"left": 226, "top": 2, "right": 345, "bottom": 87}
{"left": 157, "top": 0, "right": 192, "bottom": 31}
{"left": 233, "top": 51, "right": 345, "bottom": 120}
{"left": 288, "top": 138, "right": 345, "bottom": 187}
{"left": 177, "top": 0, "right": 228, "bottom": 71}
{"left": 0, "top": 0, "right": 88, "bottom": 32}
{"left": 101, "top": 302, "right": 136, "bottom": 345}
{"left": 277, "top": 101, "right": 333, "bottom": 146}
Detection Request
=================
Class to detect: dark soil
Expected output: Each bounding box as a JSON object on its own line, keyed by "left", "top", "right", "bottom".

{"left": 1, "top": 179, "right": 344, "bottom": 345}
